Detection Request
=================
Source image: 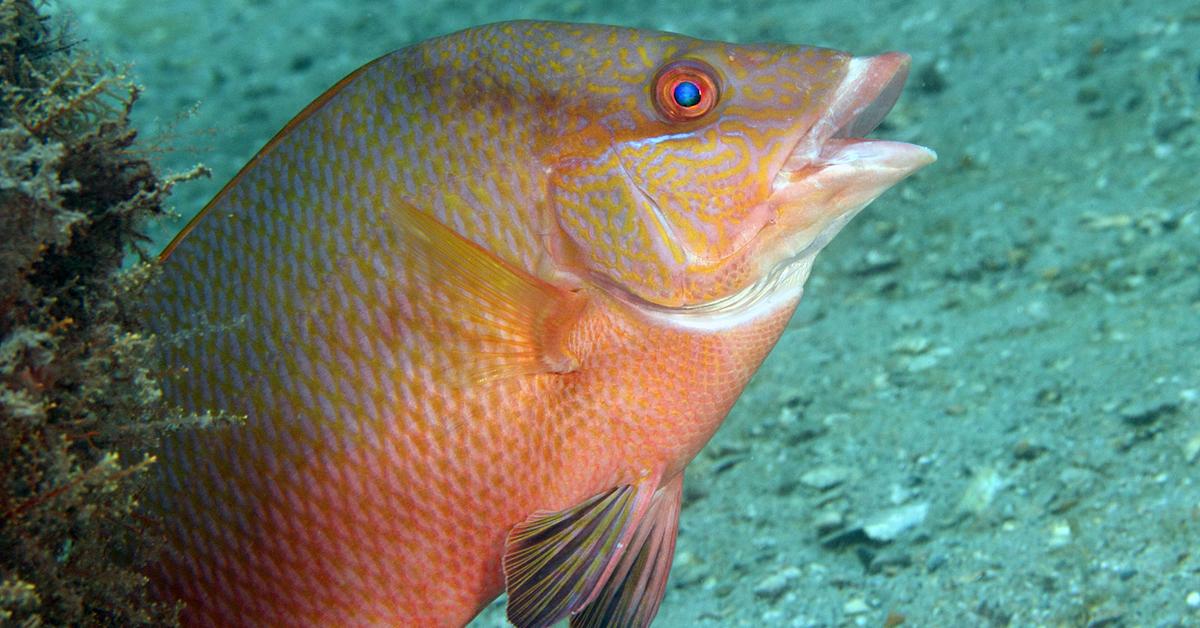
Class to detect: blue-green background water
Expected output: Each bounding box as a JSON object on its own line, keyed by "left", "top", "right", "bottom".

{"left": 56, "top": 0, "right": 1200, "bottom": 625}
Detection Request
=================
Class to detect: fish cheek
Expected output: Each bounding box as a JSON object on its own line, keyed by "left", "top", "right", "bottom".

{"left": 546, "top": 151, "right": 687, "bottom": 305}
{"left": 618, "top": 124, "right": 780, "bottom": 259}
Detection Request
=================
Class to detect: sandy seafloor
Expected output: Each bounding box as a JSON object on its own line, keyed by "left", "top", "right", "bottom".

{"left": 52, "top": 0, "right": 1199, "bottom": 625}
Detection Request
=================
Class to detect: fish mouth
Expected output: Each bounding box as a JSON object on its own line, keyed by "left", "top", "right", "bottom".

{"left": 788, "top": 51, "right": 919, "bottom": 165}
{"left": 767, "top": 51, "right": 937, "bottom": 259}
{"left": 635, "top": 52, "right": 936, "bottom": 329}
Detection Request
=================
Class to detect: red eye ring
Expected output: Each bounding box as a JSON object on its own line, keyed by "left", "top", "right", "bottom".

{"left": 652, "top": 60, "right": 720, "bottom": 122}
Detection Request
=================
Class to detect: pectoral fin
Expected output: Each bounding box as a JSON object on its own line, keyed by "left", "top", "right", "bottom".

{"left": 570, "top": 474, "right": 684, "bottom": 628}
{"left": 385, "top": 194, "right": 586, "bottom": 383}
{"left": 502, "top": 477, "right": 685, "bottom": 628}
{"left": 503, "top": 485, "right": 639, "bottom": 628}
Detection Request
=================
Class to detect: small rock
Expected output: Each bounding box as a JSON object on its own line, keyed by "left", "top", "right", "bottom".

{"left": 820, "top": 526, "right": 871, "bottom": 550}
{"left": 711, "top": 455, "right": 746, "bottom": 474}
{"left": 959, "top": 467, "right": 1006, "bottom": 515}
{"left": 775, "top": 479, "right": 799, "bottom": 496}
{"left": 854, "top": 546, "right": 876, "bottom": 570}
{"left": 671, "top": 550, "right": 709, "bottom": 588}
{"left": 890, "top": 336, "right": 931, "bottom": 355}
{"left": 916, "top": 61, "right": 946, "bottom": 94}
{"left": 854, "top": 249, "right": 900, "bottom": 275}
{"left": 760, "top": 608, "right": 785, "bottom": 623}
{"left": 905, "top": 353, "right": 941, "bottom": 373}
{"left": 1085, "top": 609, "right": 1124, "bottom": 627}
{"left": 1012, "top": 439, "right": 1047, "bottom": 461}
{"left": 843, "top": 597, "right": 871, "bottom": 615}
{"left": 1048, "top": 520, "right": 1073, "bottom": 548}
{"left": 801, "top": 465, "right": 851, "bottom": 490}
{"left": 812, "top": 508, "right": 844, "bottom": 534}
{"left": 867, "top": 549, "right": 913, "bottom": 575}
{"left": 1183, "top": 433, "right": 1200, "bottom": 464}
{"left": 1119, "top": 399, "right": 1179, "bottom": 426}
{"left": 753, "top": 566, "right": 800, "bottom": 601}
{"left": 1186, "top": 590, "right": 1200, "bottom": 609}
{"left": 1035, "top": 386, "right": 1064, "bottom": 405}
{"left": 863, "top": 502, "right": 930, "bottom": 542}
{"left": 1058, "top": 466, "right": 1095, "bottom": 486}
{"left": 889, "top": 483, "right": 914, "bottom": 505}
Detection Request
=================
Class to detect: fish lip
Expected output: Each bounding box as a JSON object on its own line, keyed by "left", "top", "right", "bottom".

{"left": 769, "top": 50, "right": 937, "bottom": 215}
{"left": 718, "top": 52, "right": 936, "bottom": 319}
{"left": 786, "top": 52, "right": 914, "bottom": 166}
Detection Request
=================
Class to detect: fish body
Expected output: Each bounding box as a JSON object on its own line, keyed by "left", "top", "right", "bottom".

{"left": 144, "top": 21, "right": 933, "bottom": 626}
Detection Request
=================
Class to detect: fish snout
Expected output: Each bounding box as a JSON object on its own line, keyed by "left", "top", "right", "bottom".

{"left": 765, "top": 51, "right": 937, "bottom": 270}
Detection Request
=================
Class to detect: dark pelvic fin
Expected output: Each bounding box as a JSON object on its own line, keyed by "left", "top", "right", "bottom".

{"left": 569, "top": 474, "right": 683, "bottom": 628}
{"left": 503, "top": 485, "right": 639, "bottom": 628}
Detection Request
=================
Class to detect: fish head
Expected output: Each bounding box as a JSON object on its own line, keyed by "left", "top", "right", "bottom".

{"left": 540, "top": 25, "right": 936, "bottom": 318}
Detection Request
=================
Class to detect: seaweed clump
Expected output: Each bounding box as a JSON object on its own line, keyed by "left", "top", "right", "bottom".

{"left": 1, "top": 0, "right": 202, "bottom": 624}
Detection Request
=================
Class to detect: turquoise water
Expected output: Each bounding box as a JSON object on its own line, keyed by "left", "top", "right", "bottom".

{"left": 59, "top": 0, "right": 1200, "bottom": 625}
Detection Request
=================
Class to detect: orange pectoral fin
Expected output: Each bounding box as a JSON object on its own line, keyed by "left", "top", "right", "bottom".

{"left": 502, "top": 476, "right": 684, "bottom": 628}
{"left": 385, "top": 193, "right": 587, "bottom": 384}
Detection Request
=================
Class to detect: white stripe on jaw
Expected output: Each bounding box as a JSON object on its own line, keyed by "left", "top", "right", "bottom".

{"left": 620, "top": 254, "right": 815, "bottom": 333}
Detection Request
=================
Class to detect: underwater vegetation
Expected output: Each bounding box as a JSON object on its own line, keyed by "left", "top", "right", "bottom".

{"left": 0, "top": 0, "right": 202, "bottom": 624}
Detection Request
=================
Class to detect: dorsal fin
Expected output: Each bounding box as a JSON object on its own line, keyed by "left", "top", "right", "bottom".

{"left": 160, "top": 59, "right": 378, "bottom": 260}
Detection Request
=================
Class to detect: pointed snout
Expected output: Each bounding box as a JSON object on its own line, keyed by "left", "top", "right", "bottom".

{"left": 765, "top": 51, "right": 936, "bottom": 264}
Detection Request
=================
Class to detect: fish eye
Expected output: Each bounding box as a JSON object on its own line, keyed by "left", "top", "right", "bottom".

{"left": 652, "top": 60, "right": 720, "bottom": 122}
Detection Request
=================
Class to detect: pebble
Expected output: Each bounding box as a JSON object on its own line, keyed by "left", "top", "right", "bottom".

{"left": 801, "top": 465, "right": 851, "bottom": 490}
{"left": 812, "top": 508, "right": 844, "bottom": 534}
{"left": 1186, "top": 591, "right": 1200, "bottom": 609}
{"left": 960, "top": 467, "right": 1006, "bottom": 514}
{"left": 1119, "top": 398, "right": 1178, "bottom": 426}
{"left": 890, "top": 336, "right": 932, "bottom": 355}
{"left": 760, "top": 608, "right": 785, "bottom": 623}
{"left": 753, "top": 566, "right": 801, "bottom": 601}
{"left": 843, "top": 597, "right": 871, "bottom": 615}
{"left": 854, "top": 249, "right": 900, "bottom": 275}
{"left": 889, "top": 483, "right": 914, "bottom": 505}
{"left": 905, "top": 353, "right": 941, "bottom": 373}
{"left": 671, "top": 550, "right": 708, "bottom": 588}
{"left": 1183, "top": 433, "right": 1200, "bottom": 464}
{"left": 867, "top": 549, "right": 913, "bottom": 575}
{"left": 820, "top": 526, "right": 871, "bottom": 550}
{"left": 863, "top": 502, "right": 929, "bottom": 542}
{"left": 1048, "top": 520, "right": 1073, "bottom": 548}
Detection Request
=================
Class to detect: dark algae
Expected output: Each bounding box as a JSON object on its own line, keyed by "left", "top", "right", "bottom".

{"left": 0, "top": 1, "right": 203, "bottom": 624}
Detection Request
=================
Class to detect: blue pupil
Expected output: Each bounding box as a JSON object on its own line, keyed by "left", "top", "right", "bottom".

{"left": 672, "top": 81, "right": 702, "bottom": 108}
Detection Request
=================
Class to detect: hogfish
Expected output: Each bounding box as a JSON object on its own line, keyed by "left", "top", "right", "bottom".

{"left": 143, "top": 20, "right": 935, "bottom": 626}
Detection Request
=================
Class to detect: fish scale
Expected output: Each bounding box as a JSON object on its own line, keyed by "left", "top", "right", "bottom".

{"left": 143, "top": 20, "right": 933, "bottom": 626}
